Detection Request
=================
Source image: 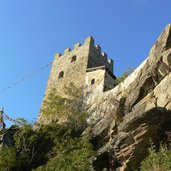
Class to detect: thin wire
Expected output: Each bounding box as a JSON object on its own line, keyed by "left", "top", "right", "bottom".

{"left": 0, "top": 61, "right": 52, "bottom": 94}
{"left": 3, "top": 113, "right": 16, "bottom": 123}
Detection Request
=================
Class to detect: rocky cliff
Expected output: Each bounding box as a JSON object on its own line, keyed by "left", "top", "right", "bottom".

{"left": 85, "top": 24, "right": 171, "bottom": 171}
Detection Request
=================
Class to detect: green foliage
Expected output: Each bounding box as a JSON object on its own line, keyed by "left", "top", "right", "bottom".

{"left": 42, "top": 84, "right": 88, "bottom": 134}
{"left": 41, "top": 89, "right": 66, "bottom": 119}
{"left": 14, "top": 117, "right": 30, "bottom": 127}
{"left": 115, "top": 67, "right": 134, "bottom": 84}
{"left": 13, "top": 123, "right": 52, "bottom": 170}
{"left": 0, "top": 122, "right": 94, "bottom": 171}
{"left": 0, "top": 121, "right": 54, "bottom": 170}
{"left": 34, "top": 127, "right": 94, "bottom": 171}
{"left": 141, "top": 142, "right": 171, "bottom": 171}
{"left": 0, "top": 145, "right": 16, "bottom": 171}
{"left": 0, "top": 84, "right": 94, "bottom": 171}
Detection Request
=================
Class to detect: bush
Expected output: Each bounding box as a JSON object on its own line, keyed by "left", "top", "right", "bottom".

{"left": 0, "top": 84, "right": 94, "bottom": 171}
{"left": 115, "top": 67, "right": 134, "bottom": 85}
{"left": 0, "top": 145, "right": 16, "bottom": 171}
{"left": 41, "top": 84, "right": 88, "bottom": 135}
{"left": 141, "top": 142, "right": 171, "bottom": 171}
{"left": 0, "top": 121, "right": 94, "bottom": 171}
{"left": 34, "top": 128, "right": 94, "bottom": 171}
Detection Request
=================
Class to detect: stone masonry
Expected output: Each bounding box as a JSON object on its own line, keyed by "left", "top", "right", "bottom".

{"left": 39, "top": 36, "right": 116, "bottom": 123}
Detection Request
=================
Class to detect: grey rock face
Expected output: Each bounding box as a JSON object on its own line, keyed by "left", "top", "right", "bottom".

{"left": 85, "top": 24, "right": 171, "bottom": 171}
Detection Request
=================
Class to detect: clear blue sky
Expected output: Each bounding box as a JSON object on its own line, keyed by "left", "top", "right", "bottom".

{"left": 0, "top": 0, "right": 170, "bottom": 127}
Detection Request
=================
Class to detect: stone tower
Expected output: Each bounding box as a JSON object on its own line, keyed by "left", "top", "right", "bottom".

{"left": 39, "top": 36, "right": 116, "bottom": 122}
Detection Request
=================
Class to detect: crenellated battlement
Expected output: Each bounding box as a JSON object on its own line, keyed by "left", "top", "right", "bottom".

{"left": 62, "top": 36, "right": 95, "bottom": 56}
{"left": 93, "top": 46, "right": 109, "bottom": 61}
{"left": 64, "top": 48, "right": 71, "bottom": 54}
{"left": 85, "top": 36, "right": 113, "bottom": 72}
{"left": 86, "top": 37, "right": 112, "bottom": 65}
{"left": 108, "top": 59, "right": 113, "bottom": 64}
{"left": 74, "top": 42, "right": 81, "bottom": 49}
{"left": 101, "top": 52, "right": 108, "bottom": 60}
{"left": 95, "top": 45, "right": 101, "bottom": 52}
{"left": 54, "top": 36, "right": 93, "bottom": 58}
{"left": 54, "top": 53, "right": 62, "bottom": 59}
{"left": 54, "top": 36, "right": 112, "bottom": 66}
{"left": 84, "top": 36, "right": 94, "bottom": 47}
{"left": 53, "top": 36, "right": 113, "bottom": 72}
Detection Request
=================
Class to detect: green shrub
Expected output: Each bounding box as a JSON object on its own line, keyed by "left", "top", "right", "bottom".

{"left": 41, "top": 84, "right": 88, "bottom": 134}
{"left": 141, "top": 143, "right": 171, "bottom": 171}
{"left": 34, "top": 132, "right": 94, "bottom": 171}
{"left": 0, "top": 121, "right": 94, "bottom": 171}
{"left": 0, "top": 84, "right": 94, "bottom": 171}
{"left": 0, "top": 145, "right": 16, "bottom": 171}
{"left": 115, "top": 67, "right": 134, "bottom": 85}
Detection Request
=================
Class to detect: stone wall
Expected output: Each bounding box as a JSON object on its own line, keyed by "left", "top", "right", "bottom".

{"left": 85, "top": 67, "right": 105, "bottom": 93}
{"left": 87, "top": 38, "right": 113, "bottom": 72}
{"left": 85, "top": 66, "right": 116, "bottom": 94}
{"left": 39, "top": 36, "right": 115, "bottom": 123}
{"left": 38, "top": 37, "right": 91, "bottom": 122}
{"left": 44, "top": 38, "right": 90, "bottom": 98}
{"left": 41, "top": 36, "right": 115, "bottom": 101}
{"left": 104, "top": 69, "right": 116, "bottom": 91}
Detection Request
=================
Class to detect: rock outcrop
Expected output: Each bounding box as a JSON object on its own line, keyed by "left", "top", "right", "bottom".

{"left": 85, "top": 24, "right": 171, "bottom": 170}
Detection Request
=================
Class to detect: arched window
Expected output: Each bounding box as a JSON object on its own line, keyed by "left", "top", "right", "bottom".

{"left": 58, "top": 71, "right": 64, "bottom": 79}
{"left": 71, "top": 55, "right": 77, "bottom": 63}
{"left": 91, "top": 78, "right": 95, "bottom": 85}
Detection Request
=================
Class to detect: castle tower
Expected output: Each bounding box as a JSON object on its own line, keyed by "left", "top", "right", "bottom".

{"left": 39, "top": 36, "right": 116, "bottom": 123}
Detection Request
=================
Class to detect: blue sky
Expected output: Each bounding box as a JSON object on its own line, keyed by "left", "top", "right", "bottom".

{"left": 0, "top": 0, "right": 170, "bottom": 127}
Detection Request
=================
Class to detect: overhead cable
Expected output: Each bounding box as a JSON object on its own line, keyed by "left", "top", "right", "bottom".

{"left": 0, "top": 61, "right": 52, "bottom": 94}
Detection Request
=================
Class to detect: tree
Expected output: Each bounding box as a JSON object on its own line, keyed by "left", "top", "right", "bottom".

{"left": 41, "top": 83, "right": 88, "bottom": 135}
{"left": 13, "top": 123, "right": 50, "bottom": 170}
{"left": 0, "top": 145, "right": 16, "bottom": 171}
{"left": 0, "top": 120, "right": 55, "bottom": 171}
{"left": 33, "top": 125, "right": 94, "bottom": 171}
{"left": 0, "top": 83, "right": 95, "bottom": 171}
